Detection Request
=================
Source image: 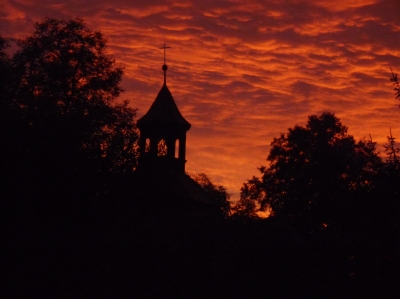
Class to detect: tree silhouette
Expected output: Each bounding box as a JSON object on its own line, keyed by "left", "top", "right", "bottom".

{"left": 381, "top": 70, "right": 400, "bottom": 202}
{"left": 384, "top": 128, "right": 400, "bottom": 165}
{"left": 189, "top": 173, "right": 231, "bottom": 217}
{"left": 387, "top": 68, "right": 400, "bottom": 166}
{"left": 390, "top": 67, "right": 400, "bottom": 105}
{"left": 231, "top": 180, "right": 259, "bottom": 219}
{"left": 10, "top": 18, "right": 138, "bottom": 173}
{"left": 238, "top": 112, "right": 382, "bottom": 233}
{"left": 0, "top": 35, "right": 11, "bottom": 95}
{"left": 0, "top": 35, "right": 29, "bottom": 173}
{"left": 2, "top": 21, "right": 141, "bottom": 298}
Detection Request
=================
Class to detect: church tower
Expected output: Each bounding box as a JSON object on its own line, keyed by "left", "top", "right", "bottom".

{"left": 137, "top": 44, "right": 191, "bottom": 173}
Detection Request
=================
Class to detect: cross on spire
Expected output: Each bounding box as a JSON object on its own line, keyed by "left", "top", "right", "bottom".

{"left": 160, "top": 42, "right": 170, "bottom": 85}
{"left": 160, "top": 42, "right": 170, "bottom": 65}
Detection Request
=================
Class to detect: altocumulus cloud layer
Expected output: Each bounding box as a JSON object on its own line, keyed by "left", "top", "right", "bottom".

{"left": 1, "top": 0, "right": 400, "bottom": 199}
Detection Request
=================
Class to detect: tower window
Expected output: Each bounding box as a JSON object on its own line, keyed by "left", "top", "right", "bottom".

{"left": 145, "top": 138, "right": 150, "bottom": 152}
{"left": 157, "top": 139, "right": 167, "bottom": 156}
{"left": 175, "top": 139, "right": 179, "bottom": 158}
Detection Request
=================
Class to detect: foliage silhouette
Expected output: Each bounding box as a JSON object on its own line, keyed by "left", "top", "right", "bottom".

{"left": 231, "top": 183, "right": 259, "bottom": 219}
{"left": 2, "top": 21, "right": 140, "bottom": 297}
{"left": 0, "top": 35, "right": 11, "bottom": 95}
{"left": 9, "top": 18, "right": 138, "bottom": 173}
{"left": 390, "top": 67, "right": 400, "bottom": 103}
{"left": 237, "top": 112, "right": 382, "bottom": 234}
{"left": 234, "top": 111, "right": 400, "bottom": 298}
{"left": 189, "top": 172, "right": 232, "bottom": 217}
{"left": 381, "top": 69, "right": 400, "bottom": 203}
{"left": 384, "top": 128, "right": 400, "bottom": 165}
{"left": 388, "top": 68, "right": 400, "bottom": 165}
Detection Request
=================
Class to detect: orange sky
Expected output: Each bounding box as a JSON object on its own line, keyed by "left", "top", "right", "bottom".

{"left": 1, "top": 0, "right": 400, "bottom": 200}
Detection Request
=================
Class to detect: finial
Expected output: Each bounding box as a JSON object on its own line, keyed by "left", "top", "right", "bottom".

{"left": 160, "top": 42, "right": 170, "bottom": 85}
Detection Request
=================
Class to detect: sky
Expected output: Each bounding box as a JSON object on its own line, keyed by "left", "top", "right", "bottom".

{"left": 1, "top": 0, "right": 400, "bottom": 200}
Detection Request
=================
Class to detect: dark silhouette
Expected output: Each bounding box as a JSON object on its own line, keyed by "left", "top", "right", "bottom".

{"left": 237, "top": 112, "right": 382, "bottom": 231}
{"left": 235, "top": 112, "right": 400, "bottom": 298}
{"left": 136, "top": 82, "right": 191, "bottom": 173}
{"left": 384, "top": 128, "right": 400, "bottom": 164}
{"left": 390, "top": 67, "right": 400, "bottom": 103}
{"left": 190, "top": 172, "right": 232, "bottom": 217}
{"left": 136, "top": 43, "right": 190, "bottom": 173}
{"left": 1, "top": 19, "right": 140, "bottom": 297}
{"left": 2, "top": 18, "right": 400, "bottom": 299}
{"left": 133, "top": 52, "right": 219, "bottom": 207}
{"left": 10, "top": 18, "right": 138, "bottom": 174}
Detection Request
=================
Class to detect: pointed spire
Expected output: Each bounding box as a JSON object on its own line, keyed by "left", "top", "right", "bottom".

{"left": 160, "top": 43, "right": 170, "bottom": 86}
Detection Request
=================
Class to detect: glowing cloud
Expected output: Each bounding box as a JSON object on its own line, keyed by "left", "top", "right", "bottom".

{"left": 1, "top": 0, "right": 400, "bottom": 200}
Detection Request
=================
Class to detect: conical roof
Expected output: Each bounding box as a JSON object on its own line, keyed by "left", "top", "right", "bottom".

{"left": 137, "top": 84, "right": 191, "bottom": 130}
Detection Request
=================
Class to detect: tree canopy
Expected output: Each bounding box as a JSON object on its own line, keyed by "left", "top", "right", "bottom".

{"left": 1, "top": 18, "right": 138, "bottom": 174}
{"left": 189, "top": 172, "right": 232, "bottom": 217}
{"left": 236, "top": 112, "right": 382, "bottom": 232}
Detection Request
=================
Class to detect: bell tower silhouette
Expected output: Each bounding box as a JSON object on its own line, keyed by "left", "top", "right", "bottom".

{"left": 137, "top": 43, "right": 191, "bottom": 173}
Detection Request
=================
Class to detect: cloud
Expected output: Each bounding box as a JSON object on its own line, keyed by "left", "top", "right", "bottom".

{"left": 1, "top": 0, "right": 400, "bottom": 200}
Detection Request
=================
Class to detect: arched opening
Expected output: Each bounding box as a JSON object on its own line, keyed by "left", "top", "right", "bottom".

{"left": 157, "top": 139, "right": 167, "bottom": 156}
{"left": 175, "top": 139, "right": 179, "bottom": 158}
{"left": 145, "top": 138, "right": 150, "bottom": 153}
